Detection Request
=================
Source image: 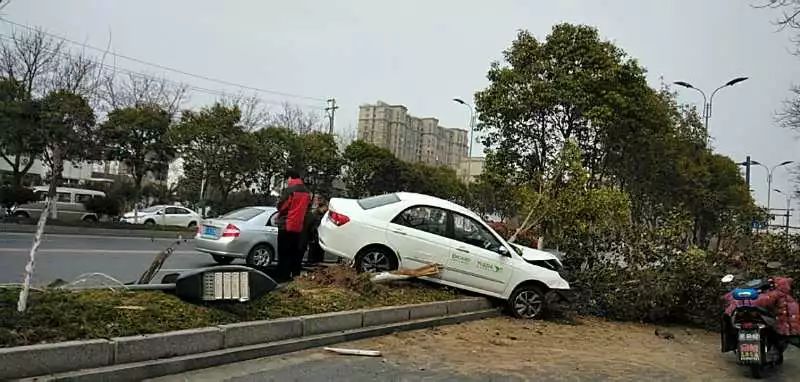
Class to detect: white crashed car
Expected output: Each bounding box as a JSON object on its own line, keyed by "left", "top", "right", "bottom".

{"left": 318, "top": 192, "right": 571, "bottom": 319}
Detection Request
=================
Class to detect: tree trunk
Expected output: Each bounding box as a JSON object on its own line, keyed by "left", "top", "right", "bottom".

{"left": 17, "top": 192, "right": 52, "bottom": 312}
{"left": 48, "top": 145, "right": 63, "bottom": 220}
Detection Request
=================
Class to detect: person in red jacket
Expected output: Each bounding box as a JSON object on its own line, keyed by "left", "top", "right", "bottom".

{"left": 275, "top": 169, "right": 310, "bottom": 281}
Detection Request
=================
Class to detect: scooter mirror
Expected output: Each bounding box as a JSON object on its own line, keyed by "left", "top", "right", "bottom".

{"left": 721, "top": 274, "right": 735, "bottom": 283}
{"left": 767, "top": 261, "right": 782, "bottom": 270}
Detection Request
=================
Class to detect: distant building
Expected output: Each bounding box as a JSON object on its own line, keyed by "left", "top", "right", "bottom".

{"left": 0, "top": 156, "right": 167, "bottom": 188}
{"left": 458, "top": 156, "right": 485, "bottom": 183}
{"left": 357, "top": 101, "right": 468, "bottom": 169}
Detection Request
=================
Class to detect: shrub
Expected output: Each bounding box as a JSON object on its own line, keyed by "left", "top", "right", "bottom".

{"left": 83, "top": 196, "right": 122, "bottom": 218}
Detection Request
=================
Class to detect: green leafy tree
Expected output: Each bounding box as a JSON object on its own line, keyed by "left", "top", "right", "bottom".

{"left": 342, "top": 140, "right": 404, "bottom": 197}
{"left": 298, "top": 132, "right": 342, "bottom": 198}
{"left": 475, "top": 24, "right": 651, "bottom": 185}
{"left": 171, "top": 103, "right": 256, "bottom": 208}
{"left": 39, "top": 90, "right": 97, "bottom": 218}
{"left": 0, "top": 79, "right": 45, "bottom": 188}
{"left": 99, "top": 104, "right": 174, "bottom": 206}
{"left": 252, "top": 127, "right": 300, "bottom": 194}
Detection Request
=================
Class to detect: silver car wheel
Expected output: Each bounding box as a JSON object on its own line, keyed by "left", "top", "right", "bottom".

{"left": 514, "top": 290, "right": 543, "bottom": 319}
{"left": 252, "top": 247, "right": 272, "bottom": 267}
{"left": 360, "top": 251, "right": 391, "bottom": 273}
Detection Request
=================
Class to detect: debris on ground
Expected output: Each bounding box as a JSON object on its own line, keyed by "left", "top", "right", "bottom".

{"left": 654, "top": 328, "right": 675, "bottom": 340}
{"left": 324, "top": 347, "right": 382, "bottom": 357}
{"left": 371, "top": 264, "right": 441, "bottom": 283}
{"left": 114, "top": 305, "right": 146, "bottom": 311}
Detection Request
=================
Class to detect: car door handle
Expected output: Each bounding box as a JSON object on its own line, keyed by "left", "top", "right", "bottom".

{"left": 392, "top": 230, "right": 407, "bottom": 235}
{"left": 456, "top": 247, "right": 470, "bottom": 253}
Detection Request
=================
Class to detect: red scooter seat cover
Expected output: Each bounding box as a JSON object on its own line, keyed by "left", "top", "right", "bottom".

{"left": 723, "top": 277, "right": 800, "bottom": 336}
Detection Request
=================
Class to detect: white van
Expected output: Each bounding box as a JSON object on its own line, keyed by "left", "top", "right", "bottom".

{"left": 12, "top": 186, "right": 106, "bottom": 222}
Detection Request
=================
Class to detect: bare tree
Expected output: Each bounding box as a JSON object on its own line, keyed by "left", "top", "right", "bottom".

{"left": 0, "top": 29, "right": 64, "bottom": 96}
{"left": 99, "top": 71, "right": 188, "bottom": 116}
{"left": 269, "top": 102, "right": 323, "bottom": 134}
{"left": 219, "top": 93, "right": 270, "bottom": 130}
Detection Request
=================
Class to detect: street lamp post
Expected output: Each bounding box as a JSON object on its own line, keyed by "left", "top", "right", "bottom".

{"left": 673, "top": 77, "right": 748, "bottom": 146}
{"left": 751, "top": 160, "right": 794, "bottom": 215}
{"left": 452, "top": 98, "right": 475, "bottom": 187}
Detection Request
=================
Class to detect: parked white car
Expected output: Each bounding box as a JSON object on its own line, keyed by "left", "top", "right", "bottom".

{"left": 318, "top": 192, "right": 571, "bottom": 319}
{"left": 120, "top": 205, "right": 201, "bottom": 228}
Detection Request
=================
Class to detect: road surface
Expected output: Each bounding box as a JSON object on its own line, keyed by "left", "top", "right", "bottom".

{"left": 0, "top": 232, "right": 217, "bottom": 285}
{"left": 150, "top": 316, "right": 800, "bottom": 382}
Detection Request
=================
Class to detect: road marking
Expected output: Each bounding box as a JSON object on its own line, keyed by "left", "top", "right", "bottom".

{"left": 0, "top": 232, "right": 194, "bottom": 241}
{"left": 0, "top": 248, "right": 197, "bottom": 255}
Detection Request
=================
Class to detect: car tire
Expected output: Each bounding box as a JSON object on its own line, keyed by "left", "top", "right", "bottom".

{"left": 355, "top": 246, "right": 398, "bottom": 273}
{"left": 212, "top": 255, "right": 234, "bottom": 265}
{"left": 82, "top": 215, "right": 98, "bottom": 224}
{"left": 13, "top": 211, "right": 29, "bottom": 219}
{"left": 247, "top": 244, "right": 274, "bottom": 268}
{"left": 187, "top": 221, "right": 197, "bottom": 229}
{"left": 508, "top": 284, "right": 547, "bottom": 320}
{"left": 144, "top": 219, "right": 155, "bottom": 227}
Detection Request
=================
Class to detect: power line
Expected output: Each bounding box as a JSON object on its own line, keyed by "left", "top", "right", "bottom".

{"left": 0, "top": 17, "right": 329, "bottom": 103}
{"left": 0, "top": 33, "right": 326, "bottom": 112}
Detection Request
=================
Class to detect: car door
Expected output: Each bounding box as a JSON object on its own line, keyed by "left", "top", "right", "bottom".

{"left": 445, "top": 212, "right": 514, "bottom": 295}
{"left": 164, "top": 207, "right": 185, "bottom": 226}
{"left": 385, "top": 205, "right": 453, "bottom": 269}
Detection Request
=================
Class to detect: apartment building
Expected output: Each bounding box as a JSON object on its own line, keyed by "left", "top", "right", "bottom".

{"left": 358, "top": 101, "right": 468, "bottom": 169}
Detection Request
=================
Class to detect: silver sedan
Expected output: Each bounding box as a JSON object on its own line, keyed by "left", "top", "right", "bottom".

{"left": 195, "top": 206, "right": 279, "bottom": 267}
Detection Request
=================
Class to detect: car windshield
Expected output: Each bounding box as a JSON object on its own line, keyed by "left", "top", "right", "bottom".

{"left": 221, "top": 207, "right": 264, "bottom": 221}
{"left": 357, "top": 193, "right": 400, "bottom": 210}
{"left": 140, "top": 206, "right": 162, "bottom": 213}
{"left": 510, "top": 243, "right": 523, "bottom": 256}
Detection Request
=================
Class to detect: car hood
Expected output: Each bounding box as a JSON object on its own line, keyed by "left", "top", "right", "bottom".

{"left": 514, "top": 244, "right": 560, "bottom": 262}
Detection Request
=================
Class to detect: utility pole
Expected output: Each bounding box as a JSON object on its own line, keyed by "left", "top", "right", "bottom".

{"left": 325, "top": 98, "right": 338, "bottom": 135}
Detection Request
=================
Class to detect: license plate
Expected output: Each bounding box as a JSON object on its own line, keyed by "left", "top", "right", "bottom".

{"left": 738, "top": 331, "right": 761, "bottom": 363}
{"left": 203, "top": 226, "right": 219, "bottom": 237}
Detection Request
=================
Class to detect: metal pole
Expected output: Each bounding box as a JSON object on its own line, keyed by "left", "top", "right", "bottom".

{"left": 744, "top": 156, "right": 751, "bottom": 191}
{"left": 466, "top": 108, "right": 475, "bottom": 185}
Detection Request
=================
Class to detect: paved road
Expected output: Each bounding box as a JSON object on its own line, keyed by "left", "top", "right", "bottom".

{"left": 148, "top": 349, "right": 517, "bottom": 382}
{"left": 151, "top": 317, "right": 800, "bottom": 382}
{"left": 0, "top": 232, "right": 217, "bottom": 285}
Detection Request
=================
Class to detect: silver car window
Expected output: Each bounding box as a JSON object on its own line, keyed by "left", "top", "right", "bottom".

{"left": 221, "top": 207, "right": 264, "bottom": 221}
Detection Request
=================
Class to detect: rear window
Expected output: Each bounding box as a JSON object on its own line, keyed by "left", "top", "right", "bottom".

{"left": 221, "top": 207, "right": 264, "bottom": 221}
{"left": 357, "top": 194, "right": 401, "bottom": 210}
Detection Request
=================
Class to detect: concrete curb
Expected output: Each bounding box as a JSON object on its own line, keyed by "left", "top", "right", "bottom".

{"left": 0, "top": 223, "right": 192, "bottom": 239}
{"left": 31, "top": 309, "right": 499, "bottom": 382}
{"left": 2, "top": 297, "right": 496, "bottom": 380}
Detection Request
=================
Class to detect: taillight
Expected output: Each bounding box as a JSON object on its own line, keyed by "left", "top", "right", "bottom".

{"left": 328, "top": 211, "right": 350, "bottom": 226}
{"left": 222, "top": 224, "right": 240, "bottom": 237}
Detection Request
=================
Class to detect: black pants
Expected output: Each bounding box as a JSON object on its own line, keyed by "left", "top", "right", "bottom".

{"left": 277, "top": 230, "right": 303, "bottom": 280}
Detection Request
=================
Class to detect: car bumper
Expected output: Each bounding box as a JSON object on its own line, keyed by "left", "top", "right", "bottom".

{"left": 194, "top": 236, "right": 247, "bottom": 258}
{"left": 551, "top": 289, "right": 575, "bottom": 303}
{"left": 319, "top": 239, "right": 352, "bottom": 260}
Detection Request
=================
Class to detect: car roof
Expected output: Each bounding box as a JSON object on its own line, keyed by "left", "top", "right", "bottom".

{"left": 394, "top": 192, "right": 476, "bottom": 218}
{"left": 33, "top": 186, "right": 105, "bottom": 195}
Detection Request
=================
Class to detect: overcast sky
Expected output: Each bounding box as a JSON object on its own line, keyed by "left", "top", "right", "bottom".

{"left": 5, "top": 0, "right": 800, "bottom": 223}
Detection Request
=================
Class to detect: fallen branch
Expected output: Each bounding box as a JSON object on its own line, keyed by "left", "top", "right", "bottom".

{"left": 371, "top": 264, "right": 441, "bottom": 283}
{"left": 324, "top": 347, "right": 382, "bottom": 357}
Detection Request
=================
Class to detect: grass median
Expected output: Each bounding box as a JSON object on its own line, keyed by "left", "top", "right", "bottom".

{"left": 0, "top": 266, "right": 460, "bottom": 348}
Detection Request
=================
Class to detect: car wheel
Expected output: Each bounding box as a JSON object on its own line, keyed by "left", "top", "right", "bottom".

{"left": 508, "top": 285, "right": 547, "bottom": 319}
{"left": 355, "top": 247, "right": 398, "bottom": 273}
{"left": 13, "top": 211, "right": 29, "bottom": 219}
{"left": 144, "top": 219, "right": 155, "bottom": 227}
{"left": 82, "top": 215, "right": 98, "bottom": 224}
{"left": 247, "top": 244, "right": 274, "bottom": 268}
{"left": 187, "top": 221, "right": 197, "bottom": 229}
{"left": 212, "top": 255, "right": 234, "bottom": 265}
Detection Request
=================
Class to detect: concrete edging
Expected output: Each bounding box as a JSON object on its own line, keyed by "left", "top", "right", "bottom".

{"left": 1, "top": 297, "right": 496, "bottom": 380}
{"left": 0, "top": 223, "right": 192, "bottom": 238}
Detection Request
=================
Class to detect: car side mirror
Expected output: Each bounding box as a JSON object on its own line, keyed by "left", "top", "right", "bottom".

{"left": 496, "top": 246, "right": 511, "bottom": 257}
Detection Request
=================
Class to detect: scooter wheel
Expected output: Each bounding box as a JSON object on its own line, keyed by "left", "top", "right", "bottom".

{"left": 750, "top": 365, "right": 762, "bottom": 379}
